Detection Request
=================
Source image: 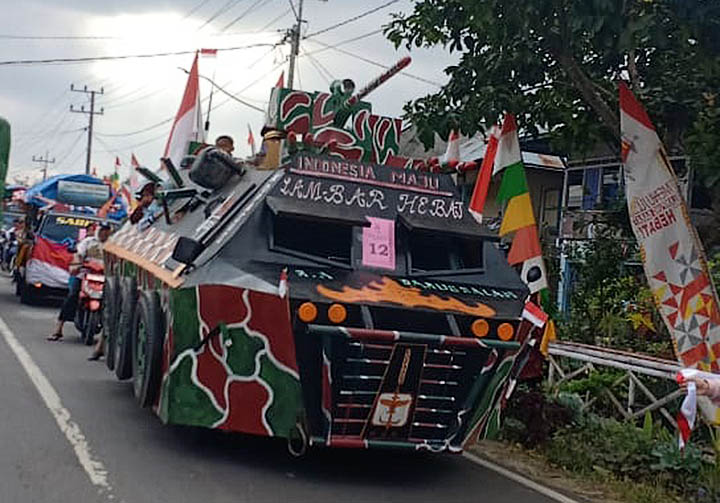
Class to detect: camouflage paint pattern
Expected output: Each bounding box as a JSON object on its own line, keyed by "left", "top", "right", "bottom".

{"left": 157, "top": 285, "right": 303, "bottom": 438}
{"left": 268, "top": 87, "right": 403, "bottom": 165}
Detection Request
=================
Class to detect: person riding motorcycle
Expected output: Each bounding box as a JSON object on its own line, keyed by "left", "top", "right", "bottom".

{"left": 47, "top": 222, "right": 111, "bottom": 346}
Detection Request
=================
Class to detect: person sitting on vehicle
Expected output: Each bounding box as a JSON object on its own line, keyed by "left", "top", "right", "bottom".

{"left": 47, "top": 222, "right": 112, "bottom": 342}
{"left": 129, "top": 182, "right": 157, "bottom": 225}
{"left": 188, "top": 135, "right": 245, "bottom": 191}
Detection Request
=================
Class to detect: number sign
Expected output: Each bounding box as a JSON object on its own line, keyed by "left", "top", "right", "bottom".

{"left": 362, "top": 217, "right": 395, "bottom": 270}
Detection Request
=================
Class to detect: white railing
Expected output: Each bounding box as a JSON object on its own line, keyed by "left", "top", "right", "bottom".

{"left": 547, "top": 341, "right": 684, "bottom": 428}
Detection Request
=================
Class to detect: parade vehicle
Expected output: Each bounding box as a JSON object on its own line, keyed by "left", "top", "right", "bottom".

{"left": 17, "top": 175, "right": 125, "bottom": 304}
{"left": 102, "top": 62, "right": 540, "bottom": 455}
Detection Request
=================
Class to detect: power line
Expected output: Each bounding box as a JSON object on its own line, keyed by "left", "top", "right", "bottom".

{"left": 256, "top": 7, "right": 293, "bottom": 33}
{"left": 182, "top": 0, "right": 213, "bottom": 19}
{"left": 0, "top": 43, "right": 275, "bottom": 66}
{"left": 198, "top": 0, "right": 248, "bottom": 30}
{"left": 303, "top": 0, "right": 400, "bottom": 40}
{"left": 221, "top": 0, "right": 273, "bottom": 32}
{"left": 303, "top": 38, "right": 443, "bottom": 87}
{"left": 302, "top": 28, "right": 383, "bottom": 56}
{"left": 0, "top": 34, "right": 119, "bottom": 40}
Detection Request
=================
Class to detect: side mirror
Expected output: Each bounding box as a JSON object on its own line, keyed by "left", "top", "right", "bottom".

{"left": 172, "top": 237, "right": 205, "bottom": 265}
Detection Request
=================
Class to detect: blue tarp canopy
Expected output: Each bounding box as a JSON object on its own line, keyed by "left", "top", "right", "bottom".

{"left": 25, "top": 174, "right": 127, "bottom": 221}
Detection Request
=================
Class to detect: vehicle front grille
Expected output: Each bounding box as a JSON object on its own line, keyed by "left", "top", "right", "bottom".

{"left": 330, "top": 337, "right": 477, "bottom": 445}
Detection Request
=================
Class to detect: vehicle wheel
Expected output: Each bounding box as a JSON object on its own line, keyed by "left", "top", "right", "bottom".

{"left": 20, "top": 281, "right": 35, "bottom": 305}
{"left": 114, "top": 277, "right": 137, "bottom": 381}
{"left": 132, "top": 291, "right": 165, "bottom": 408}
{"left": 83, "top": 311, "right": 99, "bottom": 346}
{"left": 102, "top": 277, "right": 120, "bottom": 371}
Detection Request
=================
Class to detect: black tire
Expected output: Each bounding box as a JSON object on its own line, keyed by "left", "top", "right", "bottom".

{"left": 20, "top": 280, "right": 36, "bottom": 305}
{"left": 102, "top": 276, "right": 120, "bottom": 371}
{"left": 132, "top": 291, "right": 165, "bottom": 408}
{"left": 82, "top": 311, "right": 99, "bottom": 346}
{"left": 114, "top": 277, "right": 137, "bottom": 381}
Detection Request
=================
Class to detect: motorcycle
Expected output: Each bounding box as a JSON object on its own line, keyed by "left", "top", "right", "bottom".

{"left": 74, "top": 259, "right": 105, "bottom": 346}
{"left": 0, "top": 230, "right": 17, "bottom": 272}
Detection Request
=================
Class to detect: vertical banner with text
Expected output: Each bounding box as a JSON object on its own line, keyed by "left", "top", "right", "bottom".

{"left": 620, "top": 83, "right": 720, "bottom": 422}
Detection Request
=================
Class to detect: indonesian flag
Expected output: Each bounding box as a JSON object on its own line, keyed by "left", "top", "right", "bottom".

{"left": 114, "top": 156, "right": 121, "bottom": 172}
{"left": 129, "top": 153, "right": 141, "bottom": 191}
{"left": 522, "top": 300, "right": 548, "bottom": 328}
{"left": 120, "top": 184, "right": 135, "bottom": 212}
{"left": 275, "top": 71, "right": 285, "bottom": 89}
{"left": 441, "top": 130, "right": 460, "bottom": 170}
{"left": 620, "top": 82, "right": 720, "bottom": 423}
{"left": 25, "top": 236, "right": 73, "bottom": 289}
{"left": 676, "top": 370, "right": 700, "bottom": 448}
{"left": 278, "top": 268, "right": 288, "bottom": 298}
{"left": 469, "top": 126, "right": 500, "bottom": 223}
{"left": 247, "top": 123, "right": 256, "bottom": 156}
{"left": 495, "top": 113, "right": 548, "bottom": 293}
{"left": 200, "top": 48, "right": 217, "bottom": 57}
{"left": 163, "top": 53, "right": 205, "bottom": 171}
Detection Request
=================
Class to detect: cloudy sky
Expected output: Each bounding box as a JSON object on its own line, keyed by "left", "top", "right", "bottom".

{"left": 1, "top": 0, "right": 456, "bottom": 185}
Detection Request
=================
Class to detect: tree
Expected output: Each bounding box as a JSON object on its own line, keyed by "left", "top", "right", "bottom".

{"left": 386, "top": 0, "right": 720, "bottom": 164}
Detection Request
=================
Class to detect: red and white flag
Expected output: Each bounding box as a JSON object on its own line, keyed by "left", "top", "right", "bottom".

{"left": 25, "top": 236, "right": 74, "bottom": 289}
{"left": 129, "top": 153, "right": 141, "bottom": 191}
{"left": 275, "top": 71, "right": 285, "bottom": 89}
{"left": 247, "top": 123, "right": 256, "bottom": 156}
{"left": 200, "top": 48, "right": 218, "bottom": 58}
{"left": 469, "top": 126, "right": 500, "bottom": 223}
{"left": 676, "top": 370, "right": 699, "bottom": 448}
{"left": 522, "top": 300, "right": 548, "bottom": 328}
{"left": 441, "top": 129, "right": 460, "bottom": 169}
{"left": 621, "top": 82, "right": 720, "bottom": 423}
{"left": 278, "top": 268, "right": 288, "bottom": 298}
{"left": 163, "top": 53, "right": 205, "bottom": 170}
{"left": 114, "top": 156, "right": 121, "bottom": 171}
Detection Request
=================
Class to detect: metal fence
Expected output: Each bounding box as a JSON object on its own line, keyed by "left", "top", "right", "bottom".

{"left": 547, "top": 341, "right": 684, "bottom": 428}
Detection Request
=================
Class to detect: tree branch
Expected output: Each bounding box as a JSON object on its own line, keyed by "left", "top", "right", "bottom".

{"left": 628, "top": 49, "right": 640, "bottom": 92}
{"left": 552, "top": 49, "right": 621, "bottom": 143}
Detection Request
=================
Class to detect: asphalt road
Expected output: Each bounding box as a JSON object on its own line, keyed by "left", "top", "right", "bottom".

{"left": 0, "top": 274, "right": 561, "bottom": 503}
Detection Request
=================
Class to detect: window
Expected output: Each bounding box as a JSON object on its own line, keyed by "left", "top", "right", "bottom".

{"left": 39, "top": 216, "right": 92, "bottom": 244}
{"left": 272, "top": 215, "right": 353, "bottom": 266}
{"left": 408, "top": 232, "right": 483, "bottom": 275}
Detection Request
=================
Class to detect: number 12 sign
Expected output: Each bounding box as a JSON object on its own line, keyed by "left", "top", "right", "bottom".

{"left": 362, "top": 217, "right": 396, "bottom": 270}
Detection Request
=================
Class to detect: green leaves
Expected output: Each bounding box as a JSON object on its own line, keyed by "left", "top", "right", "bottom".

{"left": 388, "top": 0, "right": 720, "bottom": 157}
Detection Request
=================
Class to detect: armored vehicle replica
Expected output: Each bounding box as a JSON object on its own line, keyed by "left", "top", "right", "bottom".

{"left": 103, "top": 66, "right": 536, "bottom": 454}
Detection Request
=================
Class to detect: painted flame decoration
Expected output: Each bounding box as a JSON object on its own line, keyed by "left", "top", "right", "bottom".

{"left": 316, "top": 277, "right": 496, "bottom": 318}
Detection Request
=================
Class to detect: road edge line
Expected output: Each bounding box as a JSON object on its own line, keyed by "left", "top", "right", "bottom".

{"left": 0, "top": 314, "right": 113, "bottom": 499}
{"left": 462, "top": 451, "right": 582, "bottom": 503}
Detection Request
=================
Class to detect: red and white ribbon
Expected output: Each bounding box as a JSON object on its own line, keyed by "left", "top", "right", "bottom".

{"left": 676, "top": 370, "right": 698, "bottom": 449}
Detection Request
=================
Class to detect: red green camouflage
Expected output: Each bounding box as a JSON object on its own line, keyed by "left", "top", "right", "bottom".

{"left": 158, "top": 285, "right": 303, "bottom": 438}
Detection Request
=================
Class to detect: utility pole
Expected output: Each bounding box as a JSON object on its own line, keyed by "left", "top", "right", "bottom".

{"left": 287, "top": 0, "right": 303, "bottom": 89}
{"left": 32, "top": 151, "right": 55, "bottom": 181}
{"left": 70, "top": 84, "right": 104, "bottom": 175}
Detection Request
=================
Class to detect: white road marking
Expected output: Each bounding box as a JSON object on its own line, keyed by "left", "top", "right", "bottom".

{"left": 0, "top": 314, "right": 113, "bottom": 499}
{"left": 462, "top": 451, "right": 581, "bottom": 503}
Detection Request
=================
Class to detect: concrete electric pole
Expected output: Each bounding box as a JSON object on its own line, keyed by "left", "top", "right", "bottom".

{"left": 70, "top": 84, "right": 104, "bottom": 175}
{"left": 287, "top": 0, "right": 304, "bottom": 89}
{"left": 32, "top": 151, "right": 55, "bottom": 181}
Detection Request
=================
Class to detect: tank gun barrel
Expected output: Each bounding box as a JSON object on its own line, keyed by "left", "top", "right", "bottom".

{"left": 346, "top": 56, "right": 411, "bottom": 107}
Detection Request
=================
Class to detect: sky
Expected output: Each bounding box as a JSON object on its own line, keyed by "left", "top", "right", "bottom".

{"left": 1, "top": 0, "right": 456, "bottom": 186}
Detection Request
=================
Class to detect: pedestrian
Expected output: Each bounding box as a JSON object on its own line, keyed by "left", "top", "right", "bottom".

{"left": 47, "top": 222, "right": 112, "bottom": 343}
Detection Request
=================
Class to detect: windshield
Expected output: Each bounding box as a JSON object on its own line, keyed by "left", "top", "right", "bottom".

{"left": 39, "top": 215, "right": 96, "bottom": 244}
